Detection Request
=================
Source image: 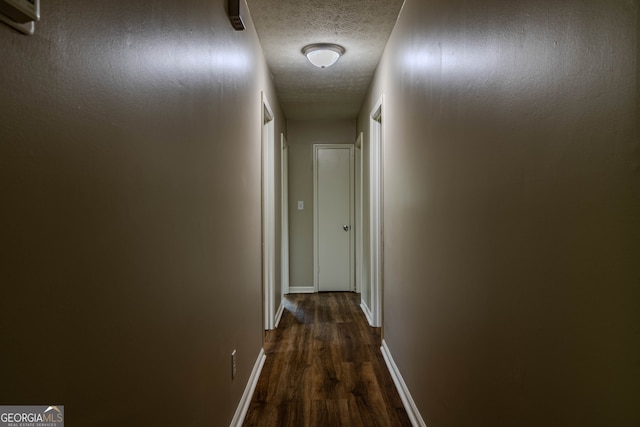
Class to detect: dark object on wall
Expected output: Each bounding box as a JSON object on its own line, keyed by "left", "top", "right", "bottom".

{"left": 228, "top": 0, "right": 245, "bottom": 31}
{"left": 0, "top": 0, "right": 40, "bottom": 35}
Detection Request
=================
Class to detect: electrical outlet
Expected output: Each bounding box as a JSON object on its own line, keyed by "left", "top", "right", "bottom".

{"left": 231, "top": 350, "right": 237, "bottom": 379}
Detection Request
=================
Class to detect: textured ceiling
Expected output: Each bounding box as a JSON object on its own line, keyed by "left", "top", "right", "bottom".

{"left": 246, "top": 0, "right": 405, "bottom": 120}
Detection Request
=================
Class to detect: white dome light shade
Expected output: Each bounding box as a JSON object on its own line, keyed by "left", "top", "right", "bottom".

{"left": 302, "top": 44, "right": 345, "bottom": 68}
{"left": 307, "top": 49, "right": 339, "bottom": 68}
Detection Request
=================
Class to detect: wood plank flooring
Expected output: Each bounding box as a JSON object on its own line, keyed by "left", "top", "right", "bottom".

{"left": 243, "top": 292, "right": 412, "bottom": 427}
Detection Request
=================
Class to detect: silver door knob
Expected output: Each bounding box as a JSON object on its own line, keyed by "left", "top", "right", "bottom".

{"left": 343, "top": 225, "right": 351, "bottom": 231}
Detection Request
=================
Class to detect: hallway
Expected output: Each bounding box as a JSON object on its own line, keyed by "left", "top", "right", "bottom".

{"left": 1, "top": 0, "right": 638, "bottom": 425}
{"left": 244, "top": 293, "right": 412, "bottom": 426}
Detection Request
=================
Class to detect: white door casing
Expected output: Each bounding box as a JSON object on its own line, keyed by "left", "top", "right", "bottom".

{"left": 262, "top": 92, "right": 276, "bottom": 330}
{"left": 313, "top": 144, "right": 354, "bottom": 292}
{"left": 368, "top": 95, "right": 383, "bottom": 327}
{"left": 355, "top": 132, "right": 363, "bottom": 294}
{"left": 281, "top": 133, "right": 290, "bottom": 295}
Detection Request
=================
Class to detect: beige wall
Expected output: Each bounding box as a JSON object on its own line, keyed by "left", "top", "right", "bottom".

{"left": 287, "top": 119, "right": 356, "bottom": 287}
{"left": 0, "top": 1, "right": 284, "bottom": 425}
{"left": 359, "top": 0, "right": 640, "bottom": 425}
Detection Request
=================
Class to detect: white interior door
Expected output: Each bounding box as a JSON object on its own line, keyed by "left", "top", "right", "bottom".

{"left": 314, "top": 144, "right": 354, "bottom": 292}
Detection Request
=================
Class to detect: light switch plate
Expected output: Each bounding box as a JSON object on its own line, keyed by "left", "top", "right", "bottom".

{"left": 297, "top": 201, "right": 304, "bottom": 210}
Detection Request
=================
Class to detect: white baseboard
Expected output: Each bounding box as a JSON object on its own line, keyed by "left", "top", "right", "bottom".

{"left": 229, "top": 348, "right": 266, "bottom": 427}
{"left": 274, "top": 300, "right": 284, "bottom": 328}
{"left": 288, "top": 286, "right": 315, "bottom": 294}
{"left": 381, "top": 340, "right": 427, "bottom": 427}
{"left": 360, "top": 301, "right": 374, "bottom": 326}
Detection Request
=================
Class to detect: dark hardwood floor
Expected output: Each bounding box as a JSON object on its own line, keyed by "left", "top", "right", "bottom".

{"left": 243, "top": 292, "right": 413, "bottom": 427}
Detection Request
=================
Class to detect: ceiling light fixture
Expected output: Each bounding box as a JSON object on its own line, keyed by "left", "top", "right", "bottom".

{"left": 302, "top": 43, "right": 345, "bottom": 68}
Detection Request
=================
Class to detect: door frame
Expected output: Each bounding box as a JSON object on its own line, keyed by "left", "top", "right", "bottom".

{"left": 313, "top": 143, "right": 355, "bottom": 293}
{"left": 355, "top": 132, "right": 363, "bottom": 294}
{"left": 369, "top": 95, "right": 384, "bottom": 327}
{"left": 261, "top": 92, "right": 276, "bottom": 330}
{"left": 280, "top": 133, "right": 290, "bottom": 295}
